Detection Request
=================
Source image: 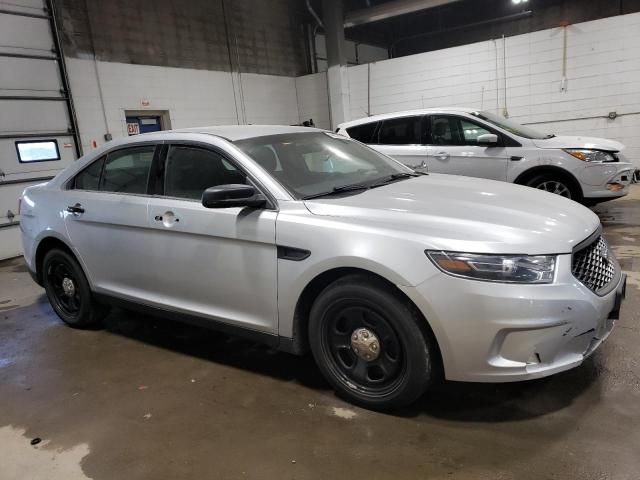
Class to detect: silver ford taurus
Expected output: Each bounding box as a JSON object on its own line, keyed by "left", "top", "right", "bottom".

{"left": 20, "top": 125, "right": 627, "bottom": 410}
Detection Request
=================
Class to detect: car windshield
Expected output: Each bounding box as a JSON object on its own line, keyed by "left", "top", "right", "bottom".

{"left": 235, "top": 132, "right": 413, "bottom": 199}
{"left": 471, "top": 110, "right": 551, "bottom": 140}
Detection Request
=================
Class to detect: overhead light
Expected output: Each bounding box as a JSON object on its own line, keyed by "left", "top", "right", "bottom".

{"left": 512, "top": 0, "right": 529, "bottom": 3}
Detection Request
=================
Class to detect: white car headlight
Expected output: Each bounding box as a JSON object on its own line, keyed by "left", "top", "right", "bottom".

{"left": 564, "top": 149, "right": 616, "bottom": 163}
{"left": 426, "top": 251, "right": 556, "bottom": 284}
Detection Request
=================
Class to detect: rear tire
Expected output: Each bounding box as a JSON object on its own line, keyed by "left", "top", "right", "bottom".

{"left": 526, "top": 173, "right": 582, "bottom": 202}
{"left": 42, "top": 249, "right": 108, "bottom": 328}
{"left": 308, "top": 274, "right": 433, "bottom": 411}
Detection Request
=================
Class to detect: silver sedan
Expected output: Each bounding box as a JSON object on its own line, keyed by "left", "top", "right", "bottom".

{"left": 20, "top": 126, "right": 626, "bottom": 410}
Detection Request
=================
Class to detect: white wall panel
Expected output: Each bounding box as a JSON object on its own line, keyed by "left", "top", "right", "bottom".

{"left": 0, "top": 14, "right": 51, "bottom": 55}
{"left": 0, "top": 57, "right": 61, "bottom": 96}
{"left": 295, "top": 72, "right": 330, "bottom": 129}
{"left": 66, "top": 59, "right": 301, "bottom": 152}
{"left": 0, "top": 100, "right": 68, "bottom": 132}
{"left": 241, "top": 74, "right": 299, "bottom": 125}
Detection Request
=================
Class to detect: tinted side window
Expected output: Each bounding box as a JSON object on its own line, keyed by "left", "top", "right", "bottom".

{"left": 164, "top": 145, "right": 247, "bottom": 200}
{"left": 73, "top": 157, "right": 104, "bottom": 190}
{"left": 378, "top": 117, "right": 422, "bottom": 145}
{"left": 346, "top": 122, "right": 378, "bottom": 144}
{"left": 430, "top": 116, "right": 464, "bottom": 146}
{"left": 100, "top": 146, "right": 155, "bottom": 194}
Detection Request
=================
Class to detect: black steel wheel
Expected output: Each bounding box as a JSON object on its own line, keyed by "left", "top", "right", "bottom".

{"left": 47, "top": 260, "right": 81, "bottom": 317}
{"left": 324, "top": 304, "right": 406, "bottom": 396}
{"left": 309, "top": 274, "right": 434, "bottom": 410}
{"left": 42, "top": 248, "right": 108, "bottom": 328}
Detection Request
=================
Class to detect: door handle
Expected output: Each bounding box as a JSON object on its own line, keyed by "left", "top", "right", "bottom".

{"left": 67, "top": 204, "right": 84, "bottom": 215}
{"left": 435, "top": 152, "right": 450, "bottom": 161}
{"left": 154, "top": 211, "right": 180, "bottom": 226}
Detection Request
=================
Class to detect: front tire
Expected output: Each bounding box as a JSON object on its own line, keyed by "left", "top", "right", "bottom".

{"left": 308, "top": 274, "right": 433, "bottom": 410}
{"left": 42, "top": 249, "right": 108, "bottom": 328}
{"left": 526, "top": 174, "right": 581, "bottom": 202}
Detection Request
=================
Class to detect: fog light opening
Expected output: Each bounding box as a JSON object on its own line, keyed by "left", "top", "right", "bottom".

{"left": 606, "top": 182, "right": 624, "bottom": 192}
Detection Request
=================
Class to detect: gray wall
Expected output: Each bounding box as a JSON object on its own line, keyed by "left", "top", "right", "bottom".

{"left": 58, "top": 0, "right": 310, "bottom": 76}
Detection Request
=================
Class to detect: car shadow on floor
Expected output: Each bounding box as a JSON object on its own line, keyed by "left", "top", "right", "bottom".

{"left": 100, "top": 306, "right": 330, "bottom": 392}
{"left": 95, "top": 305, "right": 600, "bottom": 422}
{"left": 400, "top": 359, "right": 601, "bottom": 421}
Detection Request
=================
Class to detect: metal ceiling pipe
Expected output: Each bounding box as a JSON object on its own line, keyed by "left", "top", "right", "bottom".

{"left": 306, "top": 0, "right": 324, "bottom": 28}
{"left": 345, "top": 0, "right": 462, "bottom": 28}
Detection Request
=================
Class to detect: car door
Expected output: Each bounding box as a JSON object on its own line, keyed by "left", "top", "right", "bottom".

{"left": 146, "top": 143, "right": 278, "bottom": 333}
{"left": 427, "top": 115, "right": 509, "bottom": 180}
{"left": 369, "top": 116, "right": 429, "bottom": 172}
{"left": 64, "top": 144, "right": 158, "bottom": 299}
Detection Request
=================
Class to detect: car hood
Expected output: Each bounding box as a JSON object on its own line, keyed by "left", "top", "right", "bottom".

{"left": 532, "top": 135, "right": 624, "bottom": 151}
{"left": 303, "top": 174, "right": 600, "bottom": 255}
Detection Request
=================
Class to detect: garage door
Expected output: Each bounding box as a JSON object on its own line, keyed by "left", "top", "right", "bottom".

{"left": 0, "top": 0, "right": 81, "bottom": 260}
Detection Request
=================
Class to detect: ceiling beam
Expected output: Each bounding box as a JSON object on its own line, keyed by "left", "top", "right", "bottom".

{"left": 345, "top": 0, "right": 462, "bottom": 28}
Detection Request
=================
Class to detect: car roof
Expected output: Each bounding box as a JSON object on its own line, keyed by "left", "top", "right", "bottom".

{"left": 337, "top": 108, "right": 480, "bottom": 129}
{"left": 166, "top": 124, "right": 326, "bottom": 141}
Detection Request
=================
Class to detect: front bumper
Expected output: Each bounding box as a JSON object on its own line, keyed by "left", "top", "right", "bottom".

{"left": 580, "top": 164, "right": 634, "bottom": 199}
{"left": 400, "top": 254, "right": 626, "bottom": 382}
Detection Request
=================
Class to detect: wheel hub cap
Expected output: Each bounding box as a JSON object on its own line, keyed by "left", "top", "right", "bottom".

{"left": 62, "top": 277, "right": 75, "bottom": 297}
{"left": 350, "top": 328, "right": 380, "bottom": 361}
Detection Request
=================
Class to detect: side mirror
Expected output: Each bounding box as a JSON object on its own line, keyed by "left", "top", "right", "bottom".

{"left": 477, "top": 133, "right": 499, "bottom": 145}
{"left": 201, "top": 184, "right": 267, "bottom": 209}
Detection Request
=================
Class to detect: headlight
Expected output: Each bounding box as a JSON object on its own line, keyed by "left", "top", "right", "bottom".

{"left": 564, "top": 149, "right": 616, "bottom": 163}
{"left": 426, "top": 251, "right": 556, "bottom": 284}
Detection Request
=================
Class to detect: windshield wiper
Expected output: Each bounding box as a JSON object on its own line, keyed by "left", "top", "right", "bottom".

{"left": 545, "top": 134, "right": 556, "bottom": 139}
{"left": 302, "top": 172, "right": 421, "bottom": 200}
{"left": 302, "top": 183, "right": 370, "bottom": 200}
{"left": 369, "top": 172, "right": 420, "bottom": 188}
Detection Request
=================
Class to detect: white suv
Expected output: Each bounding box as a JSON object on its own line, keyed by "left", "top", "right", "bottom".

{"left": 337, "top": 109, "right": 634, "bottom": 204}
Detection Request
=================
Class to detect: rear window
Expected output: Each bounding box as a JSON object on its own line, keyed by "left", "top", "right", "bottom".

{"left": 74, "top": 157, "right": 104, "bottom": 190}
{"left": 378, "top": 117, "right": 423, "bottom": 145}
{"left": 346, "top": 122, "right": 378, "bottom": 144}
{"left": 100, "top": 146, "right": 155, "bottom": 194}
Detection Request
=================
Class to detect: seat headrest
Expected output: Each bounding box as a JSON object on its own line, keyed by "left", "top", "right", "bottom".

{"left": 250, "top": 146, "right": 278, "bottom": 172}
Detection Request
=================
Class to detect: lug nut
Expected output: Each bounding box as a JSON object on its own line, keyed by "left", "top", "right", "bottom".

{"left": 371, "top": 343, "right": 378, "bottom": 351}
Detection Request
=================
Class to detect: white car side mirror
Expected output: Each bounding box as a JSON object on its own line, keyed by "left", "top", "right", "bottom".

{"left": 477, "top": 134, "right": 499, "bottom": 145}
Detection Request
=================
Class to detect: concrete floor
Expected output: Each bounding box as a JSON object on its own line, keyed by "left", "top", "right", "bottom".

{"left": 1, "top": 187, "right": 639, "bottom": 480}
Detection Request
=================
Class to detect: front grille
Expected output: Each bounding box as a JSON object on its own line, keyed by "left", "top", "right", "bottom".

{"left": 572, "top": 236, "right": 617, "bottom": 294}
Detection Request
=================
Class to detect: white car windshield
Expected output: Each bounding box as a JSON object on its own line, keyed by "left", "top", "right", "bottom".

{"left": 235, "top": 132, "right": 415, "bottom": 199}
{"left": 472, "top": 111, "right": 551, "bottom": 140}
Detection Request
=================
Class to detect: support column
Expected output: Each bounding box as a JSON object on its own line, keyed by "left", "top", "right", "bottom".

{"left": 323, "top": 0, "right": 350, "bottom": 129}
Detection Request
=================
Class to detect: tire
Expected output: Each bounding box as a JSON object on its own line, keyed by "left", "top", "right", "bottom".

{"left": 42, "top": 248, "right": 108, "bottom": 328}
{"left": 308, "top": 274, "right": 433, "bottom": 411}
{"left": 525, "top": 173, "right": 581, "bottom": 202}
